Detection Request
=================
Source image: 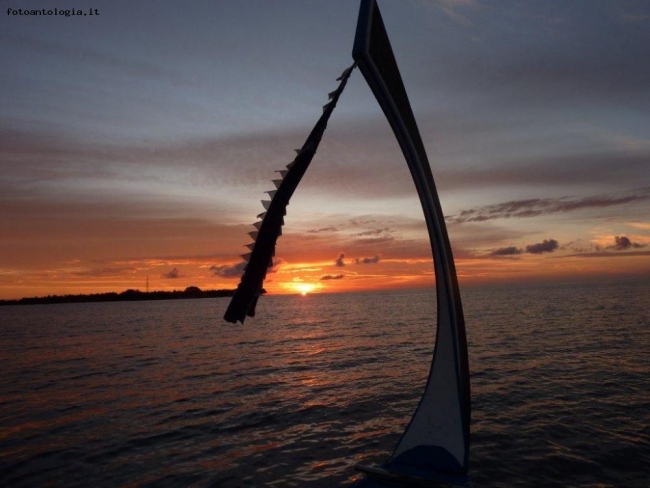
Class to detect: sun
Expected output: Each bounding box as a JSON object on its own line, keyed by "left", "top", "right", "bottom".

{"left": 295, "top": 283, "right": 315, "bottom": 296}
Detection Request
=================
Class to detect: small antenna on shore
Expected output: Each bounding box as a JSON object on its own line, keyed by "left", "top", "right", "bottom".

{"left": 146, "top": 275, "right": 149, "bottom": 293}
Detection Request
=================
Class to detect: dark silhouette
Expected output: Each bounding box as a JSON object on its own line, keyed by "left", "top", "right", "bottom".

{"left": 0, "top": 286, "right": 266, "bottom": 306}
{"left": 223, "top": 62, "right": 356, "bottom": 323}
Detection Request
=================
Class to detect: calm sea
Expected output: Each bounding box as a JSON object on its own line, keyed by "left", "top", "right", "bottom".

{"left": 1, "top": 281, "right": 648, "bottom": 487}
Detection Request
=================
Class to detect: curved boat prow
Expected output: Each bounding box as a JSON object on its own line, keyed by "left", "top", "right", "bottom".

{"left": 223, "top": 63, "right": 356, "bottom": 324}
{"left": 352, "top": 0, "right": 470, "bottom": 484}
{"left": 221, "top": 1, "right": 470, "bottom": 484}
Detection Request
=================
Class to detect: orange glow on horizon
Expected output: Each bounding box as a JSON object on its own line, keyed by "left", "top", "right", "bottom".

{"left": 296, "top": 283, "right": 316, "bottom": 295}
{"left": 1, "top": 242, "right": 649, "bottom": 300}
{"left": 276, "top": 280, "right": 321, "bottom": 295}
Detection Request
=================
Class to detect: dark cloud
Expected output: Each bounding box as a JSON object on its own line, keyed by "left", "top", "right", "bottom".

{"left": 609, "top": 236, "right": 646, "bottom": 251}
{"left": 450, "top": 190, "right": 650, "bottom": 224}
{"left": 162, "top": 267, "right": 180, "bottom": 279}
{"left": 356, "top": 255, "right": 381, "bottom": 264}
{"left": 335, "top": 252, "right": 346, "bottom": 267}
{"left": 320, "top": 274, "right": 344, "bottom": 281}
{"left": 210, "top": 262, "right": 246, "bottom": 278}
{"left": 490, "top": 246, "right": 522, "bottom": 256}
{"left": 525, "top": 239, "right": 559, "bottom": 254}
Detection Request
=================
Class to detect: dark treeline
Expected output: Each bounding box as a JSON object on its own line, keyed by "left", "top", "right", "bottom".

{"left": 0, "top": 286, "right": 266, "bottom": 306}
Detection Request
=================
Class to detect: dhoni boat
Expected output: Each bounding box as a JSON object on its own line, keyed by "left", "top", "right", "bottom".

{"left": 224, "top": 1, "right": 470, "bottom": 485}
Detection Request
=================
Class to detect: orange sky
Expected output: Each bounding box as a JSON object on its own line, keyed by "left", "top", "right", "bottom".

{"left": 2, "top": 1, "right": 650, "bottom": 300}
{"left": 2, "top": 214, "right": 649, "bottom": 299}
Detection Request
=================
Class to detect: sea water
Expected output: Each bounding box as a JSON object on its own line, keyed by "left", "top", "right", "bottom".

{"left": 0, "top": 281, "right": 648, "bottom": 487}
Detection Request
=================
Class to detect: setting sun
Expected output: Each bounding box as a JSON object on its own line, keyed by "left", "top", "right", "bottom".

{"left": 295, "top": 283, "right": 316, "bottom": 296}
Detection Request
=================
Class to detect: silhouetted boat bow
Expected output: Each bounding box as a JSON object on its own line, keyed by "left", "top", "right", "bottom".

{"left": 224, "top": 1, "right": 470, "bottom": 485}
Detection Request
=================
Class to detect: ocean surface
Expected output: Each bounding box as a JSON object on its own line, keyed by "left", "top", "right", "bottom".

{"left": 1, "top": 281, "right": 649, "bottom": 487}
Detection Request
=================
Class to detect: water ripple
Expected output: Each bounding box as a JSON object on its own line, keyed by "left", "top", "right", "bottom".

{"left": 0, "top": 282, "right": 649, "bottom": 487}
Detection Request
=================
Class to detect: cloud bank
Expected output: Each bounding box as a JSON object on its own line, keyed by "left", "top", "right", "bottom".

{"left": 450, "top": 190, "right": 649, "bottom": 224}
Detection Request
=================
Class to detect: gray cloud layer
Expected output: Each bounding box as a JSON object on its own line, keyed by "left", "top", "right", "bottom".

{"left": 451, "top": 190, "right": 650, "bottom": 224}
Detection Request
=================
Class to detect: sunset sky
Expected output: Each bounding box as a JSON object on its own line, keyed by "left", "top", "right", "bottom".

{"left": 1, "top": 0, "right": 649, "bottom": 299}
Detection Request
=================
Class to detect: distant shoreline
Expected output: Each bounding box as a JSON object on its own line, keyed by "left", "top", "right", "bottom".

{"left": 0, "top": 286, "right": 261, "bottom": 306}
